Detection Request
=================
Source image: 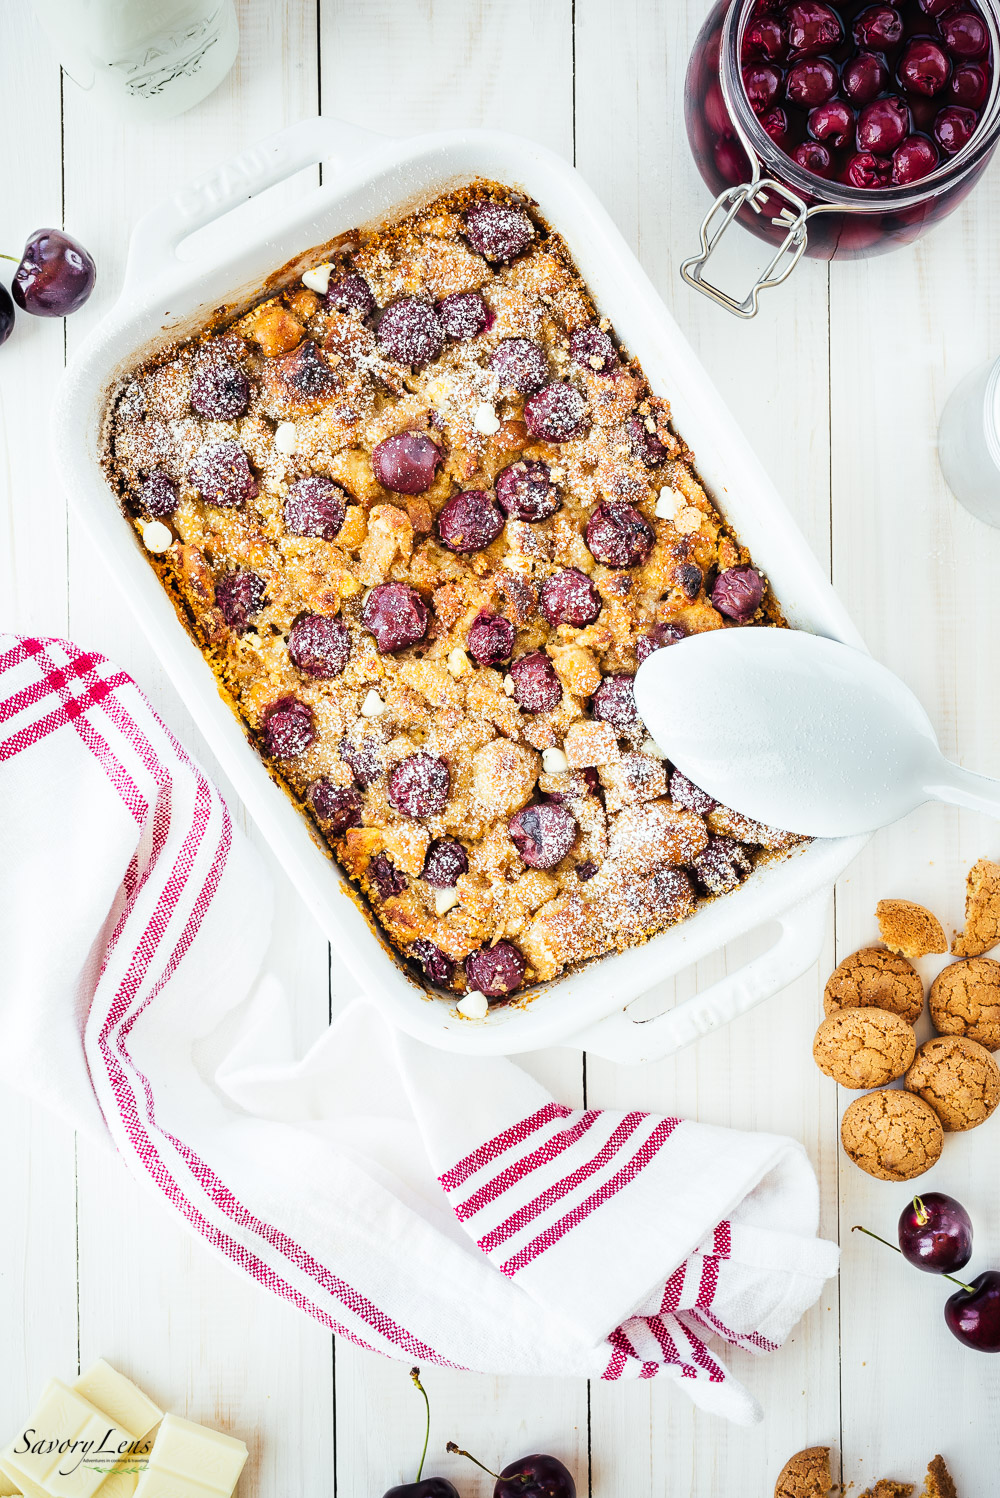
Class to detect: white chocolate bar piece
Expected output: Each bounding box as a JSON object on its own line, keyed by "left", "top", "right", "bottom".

{"left": 1, "top": 1380, "right": 136, "bottom": 1498}
{"left": 133, "top": 1416, "right": 246, "bottom": 1498}
{"left": 73, "top": 1367, "right": 160, "bottom": 1447}
{"left": 0, "top": 1461, "right": 25, "bottom": 1495}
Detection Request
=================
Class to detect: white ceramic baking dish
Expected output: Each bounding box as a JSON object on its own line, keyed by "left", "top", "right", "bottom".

{"left": 54, "top": 115, "right": 869, "bottom": 1063}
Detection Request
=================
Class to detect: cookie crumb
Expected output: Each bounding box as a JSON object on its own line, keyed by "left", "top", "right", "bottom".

{"left": 774, "top": 1447, "right": 834, "bottom": 1498}
{"left": 952, "top": 858, "right": 1000, "bottom": 957}
{"left": 921, "top": 1455, "right": 957, "bottom": 1498}
{"left": 877, "top": 899, "right": 947, "bottom": 960}
{"left": 860, "top": 1482, "right": 915, "bottom": 1498}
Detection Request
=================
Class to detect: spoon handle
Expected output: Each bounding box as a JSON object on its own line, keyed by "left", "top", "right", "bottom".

{"left": 928, "top": 761, "right": 1000, "bottom": 819}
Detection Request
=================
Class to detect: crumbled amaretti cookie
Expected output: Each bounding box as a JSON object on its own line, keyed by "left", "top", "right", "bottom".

{"left": 921, "top": 1455, "right": 958, "bottom": 1498}
{"left": 105, "top": 182, "right": 797, "bottom": 1005}
{"left": 859, "top": 1482, "right": 914, "bottom": 1498}
{"left": 774, "top": 1446, "right": 835, "bottom": 1498}
{"left": 952, "top": 858, "right": 1000, "bottom": 958}
{"left": 876, "top": 899, "right": 947, "bottom": 960}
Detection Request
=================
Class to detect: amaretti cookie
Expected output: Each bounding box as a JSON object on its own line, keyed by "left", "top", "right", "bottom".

{"left": 814, "top": 1008, "right": 916, "bottom": 1089}
{"left": 823, "top": 948, "right": 924, "bottom": 1025}
{"left": 841, "top": 1089, "right": 944, "bottom": 1182}
{"left": 929, "top": 958, "right": 1000, "bottom": 1051}
{"left": 876, "top": 899, "right": 947, "bottom": 960}
{"left": 905, "top": 1035, "right": 1000, "bottom": 1133}
{"left": 774, "top": 1447, "right": 834, "bottom": 1498}
{"left": 952, "top": 857, "right": 1000, "bottom": 957}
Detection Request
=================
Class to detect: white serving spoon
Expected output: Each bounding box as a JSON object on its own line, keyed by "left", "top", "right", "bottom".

{"left": 633, "top": 629, "right": 1000, "bottom": 838}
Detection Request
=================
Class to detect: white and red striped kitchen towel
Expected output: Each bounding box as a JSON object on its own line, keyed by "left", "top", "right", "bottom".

{"left": 0, "top": 634, "right": 838, "bottom": 1425}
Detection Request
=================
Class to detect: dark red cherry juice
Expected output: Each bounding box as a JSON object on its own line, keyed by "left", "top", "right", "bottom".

{"left": 686, "top": 0, "right": 996, "bottom": 258}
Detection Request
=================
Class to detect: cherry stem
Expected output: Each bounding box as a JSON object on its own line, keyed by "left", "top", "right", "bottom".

{"left": 410, "top": 1368, "right": 430, "bottom": 1484}
{"left": 0, "top": 254, "right": 17, "bottom": 263}
{"left": 913, "top": 1194, "right": 929, "bottom": 1227}
{"left": 446, "top": 1444, "right": 501, "bottom": 1481}
{"left": 851, "top": 1225, "right": 975, "bottom": 1293}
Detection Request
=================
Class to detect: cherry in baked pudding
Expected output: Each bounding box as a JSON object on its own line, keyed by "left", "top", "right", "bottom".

{"left": 436, "top": 491, "right": 505, "bottom": 552}
{"left": 437, "top": 290, "right": 490, "bottom": 340}
{"left": 372, "top": 431, "right": 443, "bottom": 494}
{"left": 376, "top": 297, "right": 445, "bottom": 368}
{"left": 308, "top": 779, "right": 363, "bottom": 834}
{"left": 463, "top": 199, "right": 535, "bottom": 262}
{"left": 188, "top": 440, "right": 258, "bottom": 507}
{"left": 288, "top": 613, "right": 352, "bottom": 678}
{"left": 325, "top": 271, "right": 377, "bottom": 319}
{"left": 388, "top": 752, "right": 450, "bottom": 818}
{"left": 592, "top": 673, "right": 640, "bottom": 730}
{"left": 464, "top": 940, "right": 527, "bottom": 998}
{"left": 637, "top": 621, "right": 686, "bottom": 661}
{"left": 261, "top": 695, "right": 315, "bottom": 759}
{"left": 711, "top": 564, "right": 764, "bottom": 621}
{"left": 370, "top": 850, "right": 408, "bottom": 899}
{"left": 628, "top": 413, "right": 670, "bottom": 467}
{"left": 509, "top": 803, "right": 578, "bottom": 869}
{"left": 569, "top": 324, "right": 619, "bottom": 373}
{"left": 467, "top": 610, "right": 515, "bottom": 665}
{"left": 490, "top": 337, "right": 549, "bottom": 394}
{"left": 510, "top": 650, "right": 562, "bottom": 713}
{"left": 585, "top": 501, "right": 654, "bottom": 568}
{"left": 283, "top": 476, "right": 348, "bottom": 539}
{"left": 363, "top": 582, "right": 429, "bottom": 653}
{"left": 140, "top": 470, "right": 179, "bottom": 518}
{"left": 540, "top": 567, "right": 602, "bottom": 626}
{"left": 494, "top": 460, "right": 559, "bottom": 521}
{"left": 524, "top": 382, "right": 587, "bottom": 442}
{"left": 216, "top": 568, "right": 266, "bottom": 631}
{"left": 410, "top": 939, "right": 456, "bottom": 986}
{"left": 190, "top": 358, "right": 250, "bottom": 420}
{"left": 421, "top": 837, "right": 469, "bottom": 888}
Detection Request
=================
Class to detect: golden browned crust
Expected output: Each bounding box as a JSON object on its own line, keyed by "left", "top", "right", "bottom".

{"left": 103, "top": 182, "right": 794, "bottom": 1003}
{"left": 876, "top": 899, "right": 947, "bottom": 960}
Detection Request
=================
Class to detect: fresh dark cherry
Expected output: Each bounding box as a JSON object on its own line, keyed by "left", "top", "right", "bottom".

{"left": 377, "top": 298, "right": 444, "bottom": 368}
{"left": 540, "top": 567, "right": 601, "bottom": 627}
{"left": 787, "top": 2, "right": 843, "bottom": 58}
{"left": 283, "top": 476, "right": 348, "bottom": 539}
{"left": 188, "top": 440, "right": 258, "bottom": 507}
{"left": 362, "top": 582, "right": 429, "bottom": 653}
{"left": 464, "top": 941, "right": 527, "bottom": 998}
{"left": 190, "top": 359, "right": 250, "bottom": 420}
{"left": 941, "top": 11, "right": 990, "bottom": 60}
{"left": 408, "top": 942, "right": 456, "bottom": 990}
{"left": 288, "top": 613, "right": 351, "bottom": 678}
{"left": 467, "top": 611, "right": 515, "bottom": 666}
{"left": 935, "top": 104, "right": 979, "bottom": 153}
{"left": 899, "top": 38, "right": 951, "bottom": 97}
{"left": 637, "top": 622, "right": 686, "bottom": 661}
{"left": 215, "top": 568, "right": 266, "bottom": 631}
{"left": 261, "top": 696, "right": 315, "bottom": 759}
{"left": 463, "top": 199, "right": 535, "bottom": 262}
{"left": 760, "top": 105, "right": 796, "bottom": 147}
{"left": 12, "top": 228, "right": 96, "bottom": 316}
{"left": 495, "top": 460, "right": 559, "bottom": 521}
{"left": 448, "top": 1446, "right": 576, "bottom": 1498}
{"left": 436, "top": 491, "right": 505, "bottom": 552}
{"left": 524, "top": 382, "right": 587, "bottom": 443}
{"left": 510, "top": 651, "right": 562, "bottom": 713}
{"left": 490, "top": 337, "right": 549, "bottom": 394}
{"left": 140, "top": 471, "right": 179, "bottom": 518}
{"left": 592, "top": 673, "right": 639, "bottom": 730}
{"left": 843, "top": 149, "right": 894, "bottom": 187}
{"left": 509, "top": 803, "right": 578, "bottom": 869}
{"left": 945, "top": 1271, "right": 1000, "bottom": 1352}
{"left": 950, "top": 62, "right": 990, "bottom": 108}
{"left": 325, "top": 271, "right": 376, "bottom": 319}
{"left": 308, "top": 780, "right": 363, "bottom": 834}
{"left": 0, "top": 284, "right": 13, "bottom": 345}
{"left": 437, "top": 290, "right": 490, "bottom": 340}
{"left": 372, "top": 432, "right": 442, "bottom": 495}
{"left": 857, "top": 95, "right": 910, "bottom": 153}
{"left": 744, "top": 61, "right": 784, "bottom": 111}
{"left": 370, "top": 851, "right": 407, "bottom": 900}
{"left": 388, "top": 753, "right": 450, "bottom": 818}
{"left": 808, "top": 98, "right": 856, "bottom": 144}
{"left": 853, "top": 4, "right": 903, "bottom": 50}
{"left": 893, "top": 134, "right": 940, "bottom": 183}
{"left": 794, "top": 140, "right": 835, "bottom": 174}
{"left": 919, "top": 0, "right": 956, "bottom": 13}
{"left": 569, "top": 324, "right": 618, "bottom": 373}
{"left": 585, "top": 501, "right": 654, "bottom": 568}
{"left": 421, "top": 838, "right": 469, "bottom": 888}
{"left": 711, "top": 565, "right": 764, "bottom": 621}
{"left": 842, "top": 50, "right": 889, "bottom": 105}
{"left": 898, "top": 1193, "right": 974, "bottom": 1273}
{"left": 787, "top": 57, "right": 839, "bottom": 107}
{"left": 627, "top": 413, "right": 670, "bottom": 467}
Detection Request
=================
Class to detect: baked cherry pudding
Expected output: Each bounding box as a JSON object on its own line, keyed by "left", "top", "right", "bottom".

{"left": 687, "top": 0, "right": 998, "bottom": 259}
{"left": 105, "top": 183, "right": 797, "bottom": 1008}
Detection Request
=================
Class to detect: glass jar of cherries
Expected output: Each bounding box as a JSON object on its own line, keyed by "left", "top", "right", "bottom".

{"left": 683, "top": 0, "right": 1000, "bottom": 314}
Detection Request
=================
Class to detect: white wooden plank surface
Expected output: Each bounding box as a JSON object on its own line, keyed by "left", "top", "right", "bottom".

{"left": 2, "top": 0, "right": 1000, "bottom": 1493}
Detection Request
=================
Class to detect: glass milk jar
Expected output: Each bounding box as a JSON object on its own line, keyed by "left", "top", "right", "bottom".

{"left": 31, "top": 0, "right": 239, "bottom": 121}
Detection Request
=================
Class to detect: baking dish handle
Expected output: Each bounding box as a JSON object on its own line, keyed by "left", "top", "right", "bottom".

{"left": 122, "top": 115, "right": 389, "bottom": 296}
{"left": 565, "top": 889, "right": 831, "bottom": 1065}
